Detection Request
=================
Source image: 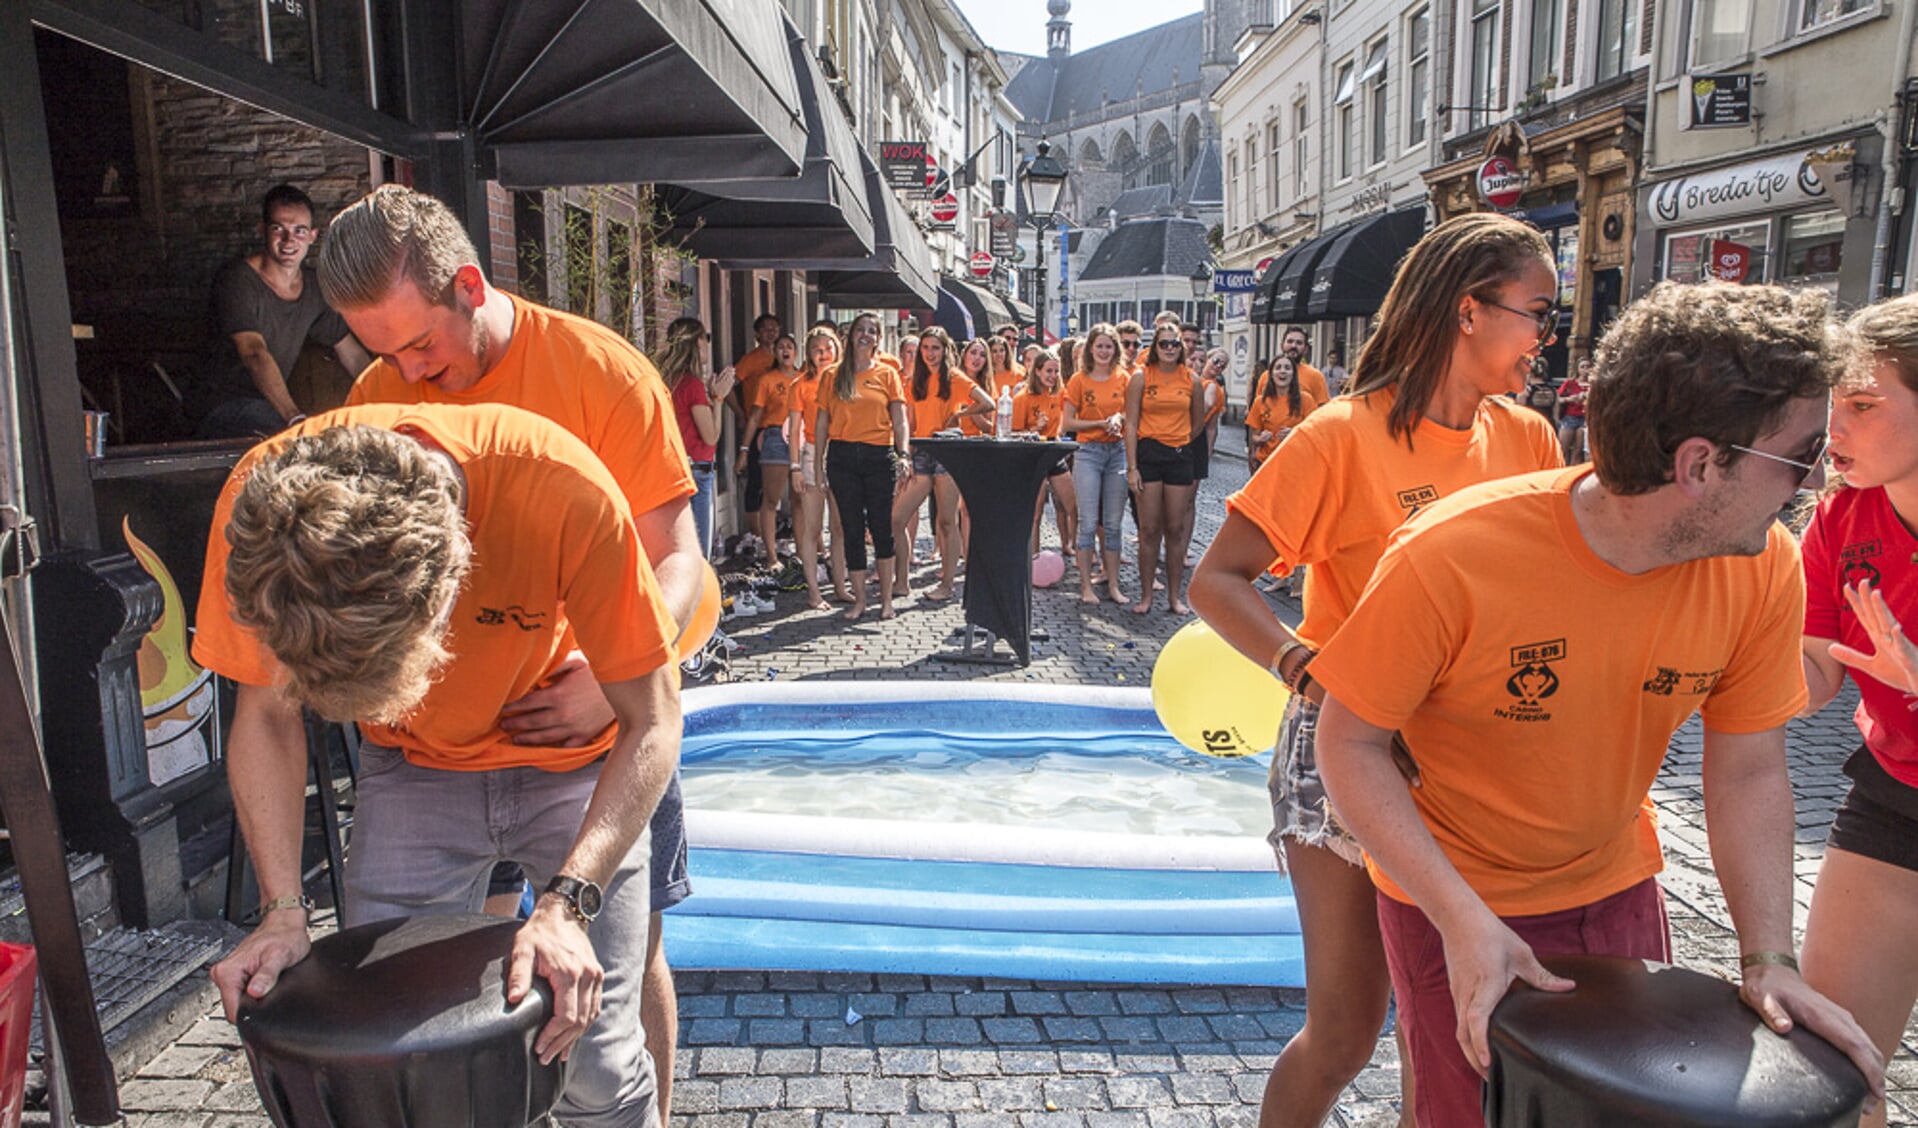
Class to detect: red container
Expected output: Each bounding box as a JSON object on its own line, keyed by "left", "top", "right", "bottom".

{"left": 0, "top": 945, "right": 36, "bottom": 1128}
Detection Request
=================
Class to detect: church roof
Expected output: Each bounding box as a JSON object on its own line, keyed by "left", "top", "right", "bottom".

{"left": 1179, "top": 138, "right": 1223, "bottom": 209}
{"left": 1105, "top": 185, "right": 1175, "bottom": 220}
{"left": 1079, "top": 216, "right": 1211, "bottom": 282}
{"left": 1001, "top": 13, "right": 1205, "bottom": 128}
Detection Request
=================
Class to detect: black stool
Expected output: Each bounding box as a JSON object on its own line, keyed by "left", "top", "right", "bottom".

{"left": 1487, "top": 955, "right": 1868, "bottom": 1127}
{"left": 238, "top": 914, "right": 566, "bottom": 1128}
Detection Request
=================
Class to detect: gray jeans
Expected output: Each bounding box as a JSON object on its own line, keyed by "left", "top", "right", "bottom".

{"left": 344, "top": 743, "right": 658, "bottom": 1128}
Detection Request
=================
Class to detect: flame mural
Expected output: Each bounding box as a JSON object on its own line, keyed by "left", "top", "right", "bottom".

{"left": 123, "top": 518, "right": 217, "bottom": 786}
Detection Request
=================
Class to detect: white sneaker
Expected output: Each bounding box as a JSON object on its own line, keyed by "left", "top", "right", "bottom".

{"left": 730, "top": 592, "right": 759, "bottom": 617}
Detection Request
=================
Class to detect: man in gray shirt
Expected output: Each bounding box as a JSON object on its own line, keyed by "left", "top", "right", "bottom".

{"left": 192, "top": 184, "right": 370, "bottom": 438}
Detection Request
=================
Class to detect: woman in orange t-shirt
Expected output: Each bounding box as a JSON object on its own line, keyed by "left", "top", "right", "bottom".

{"left": 892, "top": 327, "right": 993, "bottom": 601}
{"left": 1193, "top": 347, "right": 1230, "bottom": 483}
{"left": 1187, "top": 213, "right": 1563, "bottom": 1128}
{"left": 1062, "top": 324, "right": 1132, "bottom": 604}
{"left": 1244, "top": 356, "right": 1323, "bottom": 471}
{"left": 737, "top": 333, "right": 799, "bottom": 566}
{"left": 1015, "top": 348, "right": 1077, "bottom": 558}
{"left": 1123, "top": 328, "right": 1206, "bottom": 615}
{"left": 813, "top": 312, "right": 912, "bottom": 621}
{"left": 790, "top": 327, "right": 849, "bottom": 609}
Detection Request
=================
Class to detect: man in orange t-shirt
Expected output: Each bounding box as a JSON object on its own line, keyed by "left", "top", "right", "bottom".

{"left": 199, "top": 404, "right": 682, "bottom": 1126}
{"left": 1311, "top": 283, "right": 1881, "bottom": 1125}
{"left": 1254, "top": 326, "right": 1331, "bottom": 407}
{"left": 324, "top": 185, "right": 697, "bottom": 1119}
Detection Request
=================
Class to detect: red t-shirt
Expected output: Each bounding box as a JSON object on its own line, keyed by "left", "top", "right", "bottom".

{"left": 671, "top": 376, "right": 716, "bottom": 462}
{"left": 1803, "top": 485, "right": 1918, "bottom": 784}
{"left": 1557, "top": 377, "right": 1588, "bottom": 419}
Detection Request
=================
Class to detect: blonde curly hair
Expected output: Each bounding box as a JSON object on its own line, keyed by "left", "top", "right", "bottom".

{"left": 224, "top": 425, "right": 472, "bottom": 723}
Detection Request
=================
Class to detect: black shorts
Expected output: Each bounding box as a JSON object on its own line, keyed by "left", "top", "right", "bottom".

{"left": 1190, "top": 429, "right": 1213, "bottom": 481}
{"left": 1048, "top": 452, "right": 1073, "bottom": 478}
{"left": 1137, "top": 437, "right": 1196, "bottom": 486}
{"left": 1829, "top": 746, "right": 1918, "bottom": 873}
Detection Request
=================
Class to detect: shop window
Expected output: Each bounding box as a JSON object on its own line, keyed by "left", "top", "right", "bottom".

{"left": 1689, "top": 0, "right": 1751, "bottom": 66}
{"left": 1469, "top": 0, "right": 1501, "bottom": 131}
{"left": 1661, "top": 220, "right": 1771, "bottom": 284}
{"left": 1779, "top": 211, "right": 1845, "bottom": 294}
{"left": 1362, "top": 40, "right": 1389, "bottom": 168}
{"left": 1596, "top": 0, "right": 1637, "bottom": 81}
{"left": 1553, "top": 227, "right": 1579, "bottom": 310}
{"left": 1800, "top": 0, "right": 1870, "bottom": 31}
{"left": 1334, "top": 61, "right": 1357, "bottom": 180}
{"left": 1406, "top": 8, "right": 1431, "bottom": 148}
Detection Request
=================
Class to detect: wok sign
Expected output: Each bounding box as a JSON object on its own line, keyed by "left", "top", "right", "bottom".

{"left": 880, "top": 141, "right": 928, "bottom": 190}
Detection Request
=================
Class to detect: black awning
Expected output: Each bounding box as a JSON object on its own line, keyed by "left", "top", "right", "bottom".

{"left": 1008, "top": 298, "right": 1037, "bottom": 327}
{"left": 813, "top": 152, "right": 939, "bottom": 309}
{"left": 468, "top": 0, "right": 809, "bottom": 188}
{"left": 1303, "top": 207, "right": 1426, "bottom": 320}
{"left": 940, "top": 276, "right": 1013, "bottom": 336}
{"left": 652, "top": 15, "right": 874, "bottom": 262}
{"left": 1260, "top": 233, "right": 1341, "bottom": 326}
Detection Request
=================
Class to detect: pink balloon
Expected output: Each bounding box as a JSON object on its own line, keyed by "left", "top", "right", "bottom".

{"left": 1031, "top": 549, "right": 1066, "bottom": 588}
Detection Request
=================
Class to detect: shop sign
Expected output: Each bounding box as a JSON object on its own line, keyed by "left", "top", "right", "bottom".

{"left": 1648, "top": 147, "right": 1841, "bottom": 226}
{"left": 1684, "top": 73, "right": 1752, "bottom": 130}
{"left": 930, "top": 193, "right": 959, "bottom": 228}
{"left": 880, "top": 141, "right": 927, "bottom": 190}
{"left": 970, "top": 251, "right": 994, "bottom": 278}
{"left": 1707, "top": 239, "right": 1753, "bottom": 282}
{"left": 1477, "top": 157, "right": 1526, "bottom": 209}
{"left": 990, "top": 208, "right": 1017, "bottom": 255}
{"left": 1213, "top": 269, "right": 1259, "bottom": 293}
{"left": 1254, "top": 256, "right": 1276, "bottom": 275}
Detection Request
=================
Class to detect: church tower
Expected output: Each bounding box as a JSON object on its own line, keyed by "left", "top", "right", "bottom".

{"left": 1047, "top": 0, "right": 1071, "bottom": 61}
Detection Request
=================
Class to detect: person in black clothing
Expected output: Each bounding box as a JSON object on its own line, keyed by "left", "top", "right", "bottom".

{"left": 192, "top": 185, "right": 371, "bottom": 439}
{"left": 1520, "top": 358, "right": 1559, "bottom": 419}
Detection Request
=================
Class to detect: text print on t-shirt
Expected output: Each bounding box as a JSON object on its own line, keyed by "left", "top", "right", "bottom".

{"left": 1642, "top": 665, "right": 1722, "bottom": 697}
{"left": 476, "top": 605, "right": 549, "bottom": 631}
{"left": 1397, "top": 484, "right": 1440, "bottom": 515}
{"left": 1839, "top": 539, "right": 1884, "bottom": 587}
{"left": 1497, "top": 638, "right": 1565, "bottom": 722}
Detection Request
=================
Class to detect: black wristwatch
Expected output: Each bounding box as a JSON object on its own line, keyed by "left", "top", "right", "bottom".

{"left": 543, "top": 875, "right": 603, "bottom": 926}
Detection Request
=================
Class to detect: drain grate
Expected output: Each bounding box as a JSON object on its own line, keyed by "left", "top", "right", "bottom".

{"left": 31, "top": 920, "right": 230, "bottom": 1055}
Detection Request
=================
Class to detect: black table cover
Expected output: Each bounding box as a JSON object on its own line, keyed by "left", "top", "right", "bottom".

{"left": 237, "top": 914, "right": 565, "bottom": 1128}
{"left": 1487, "top": 954, "right": 1867, "bottom": 1127}
{"left": 917, "top": 436, "right": 1077, "bottom": 666}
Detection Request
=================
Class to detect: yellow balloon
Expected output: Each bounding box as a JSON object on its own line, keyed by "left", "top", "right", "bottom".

{"left": 675, "top": 564, "right": 723, "bottom": 662}
{"left": 1151, "top": 621, "right": 1291, "bottom": 758}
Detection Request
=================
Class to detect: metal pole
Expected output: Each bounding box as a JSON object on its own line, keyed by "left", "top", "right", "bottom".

{"left": 1036, "top": 224, "right": 1047, "bottom": 343}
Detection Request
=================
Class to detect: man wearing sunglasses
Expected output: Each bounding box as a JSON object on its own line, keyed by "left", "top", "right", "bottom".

{"left": 192, "top": 184, "right": 371, "bottom": 439}
{"left": 1309, "top": 281, "right": 1882, "bottom": 1124}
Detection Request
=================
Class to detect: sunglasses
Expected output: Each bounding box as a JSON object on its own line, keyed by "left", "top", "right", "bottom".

{"left": 1479, "top": 298, "right": 1559, "bottom": 346}
{"left": 1728, "top": 434, "right": 1828, "bottom": 487}
{"left": 1154, "top": 340, "right": 1181, "bottom": 349}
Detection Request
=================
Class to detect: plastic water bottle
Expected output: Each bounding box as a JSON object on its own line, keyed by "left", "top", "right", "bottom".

{"left": 995, "top": 386, "right": 1014, "bottom": 440}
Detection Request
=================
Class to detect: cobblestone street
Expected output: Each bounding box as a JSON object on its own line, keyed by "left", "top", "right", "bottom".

{"left": 101, "top": 440, "right": 1915, "bottom": 1126}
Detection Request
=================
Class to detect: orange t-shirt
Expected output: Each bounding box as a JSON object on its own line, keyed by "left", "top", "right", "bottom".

{"left": 192, "top": 403, "right": 678, "bottom": 774}
{"left": 347, "top": 295, "right": 694, "bottom": 519}
{"left": 733, "top": 345, "right": 777, "bottom": 407}
{"left": 1226, "top": 389, "right": 1562, "bottom": 649}
{"left": 1064, "top": 370, "right": 1130, "bottom": 442}
{"left": 1257, "top": 363, "right": 1331, "bottom": 407}
{"left": 1204, "top": 383, "right": 1227, "bottom": 427}
{"left": 1311, "top": 468, "right": 1808, "bottom": 916}
{"left": 818, "top": 362, "right": 906, "bottom": 446}
{"left": 1013, "top": 387, "right": 1065, "bottom": 438}
{"left": 905, "top": 370, "right": 982, "bottom": 438}
{"left": 1135, "top": 365, "right": 1198, "bottom": 446}
{"left": 1245, "top": 383, "right": 1326, "bottom": 464}
{"left": 753, "top": 368, "right": 796, "bottom": 430}
{"left": 788, "top": 372, "right": 822, "bottom": 444}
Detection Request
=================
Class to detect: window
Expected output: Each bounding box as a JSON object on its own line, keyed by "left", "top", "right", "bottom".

{"left": 1661, "top": 220, "right": 1771, "bottom": 284}
{"left": 1334, "top": 60, "right": 1356, "bottom": 180}
{"left": 1362, "top": 40, "right": 1389, "bottom": 167}
{"left": 1596, "top": 0, "right": 1636, "bottom": 81}
{"left": 1779, "top": 210, "right": 1845, "bottom": 294}
{"left": 1294, "top": 101, "right": 1309, "bottom": 197}
{"left": 1528, "top": 0, "right": 1561, "bottom": 88}
{"left": 1689, "top": 0, "right": 1750, "bottom": 64}
{"left": 1268, "top": 122, "right": 1284, "bottom": 209}
{"left": 1228, "top": 150, "right": 1240, "bottom": 228}
{"left": 1799, "top": 0, "right": 1867, "bottom": 30}
{"left": 1407, "top": 8, "right": 1430, "bottom": 147}
{"left": 1245, "top": 138, "right": 1259, "bottom": 223}
{"left": 1469, "top": 0, "right": 1501, "bottom": 130}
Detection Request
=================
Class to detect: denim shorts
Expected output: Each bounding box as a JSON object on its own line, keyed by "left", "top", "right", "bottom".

{"left": 911, "top": 447, "right": 949, "bottom": 478}
{"left": 1267, "top": 694, "right": 1365, "bottom": 870}
{"left": 758, "top": 426, "right": 792, "bottom": 467}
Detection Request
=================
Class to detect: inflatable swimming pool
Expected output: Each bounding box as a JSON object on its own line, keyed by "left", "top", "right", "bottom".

{"left": 664, "top": 683, "right": 1303, "bottom": 987}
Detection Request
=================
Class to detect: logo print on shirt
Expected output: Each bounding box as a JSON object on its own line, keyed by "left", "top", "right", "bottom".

{"left": 1839, "top": 539, "right": 1883, "bottom": 587}
{"left": 476, "top": 605, "right": 547, "bottom": 631}
{"left": 1642, "top": 666, "right": 1722, "bottom": 697}
{"left": 1495, "top": 638, "right": 1563, "bottom": 722}
{"left": 1397, "top": 485, "right": 1440, "bottom": 516}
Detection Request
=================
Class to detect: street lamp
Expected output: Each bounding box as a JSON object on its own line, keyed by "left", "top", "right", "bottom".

{"left": 1189, "top": 263, "right": 1214, "bottom": 335}
{"left": 1019, "top": 139, "right": 1069, "bottom": 342}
